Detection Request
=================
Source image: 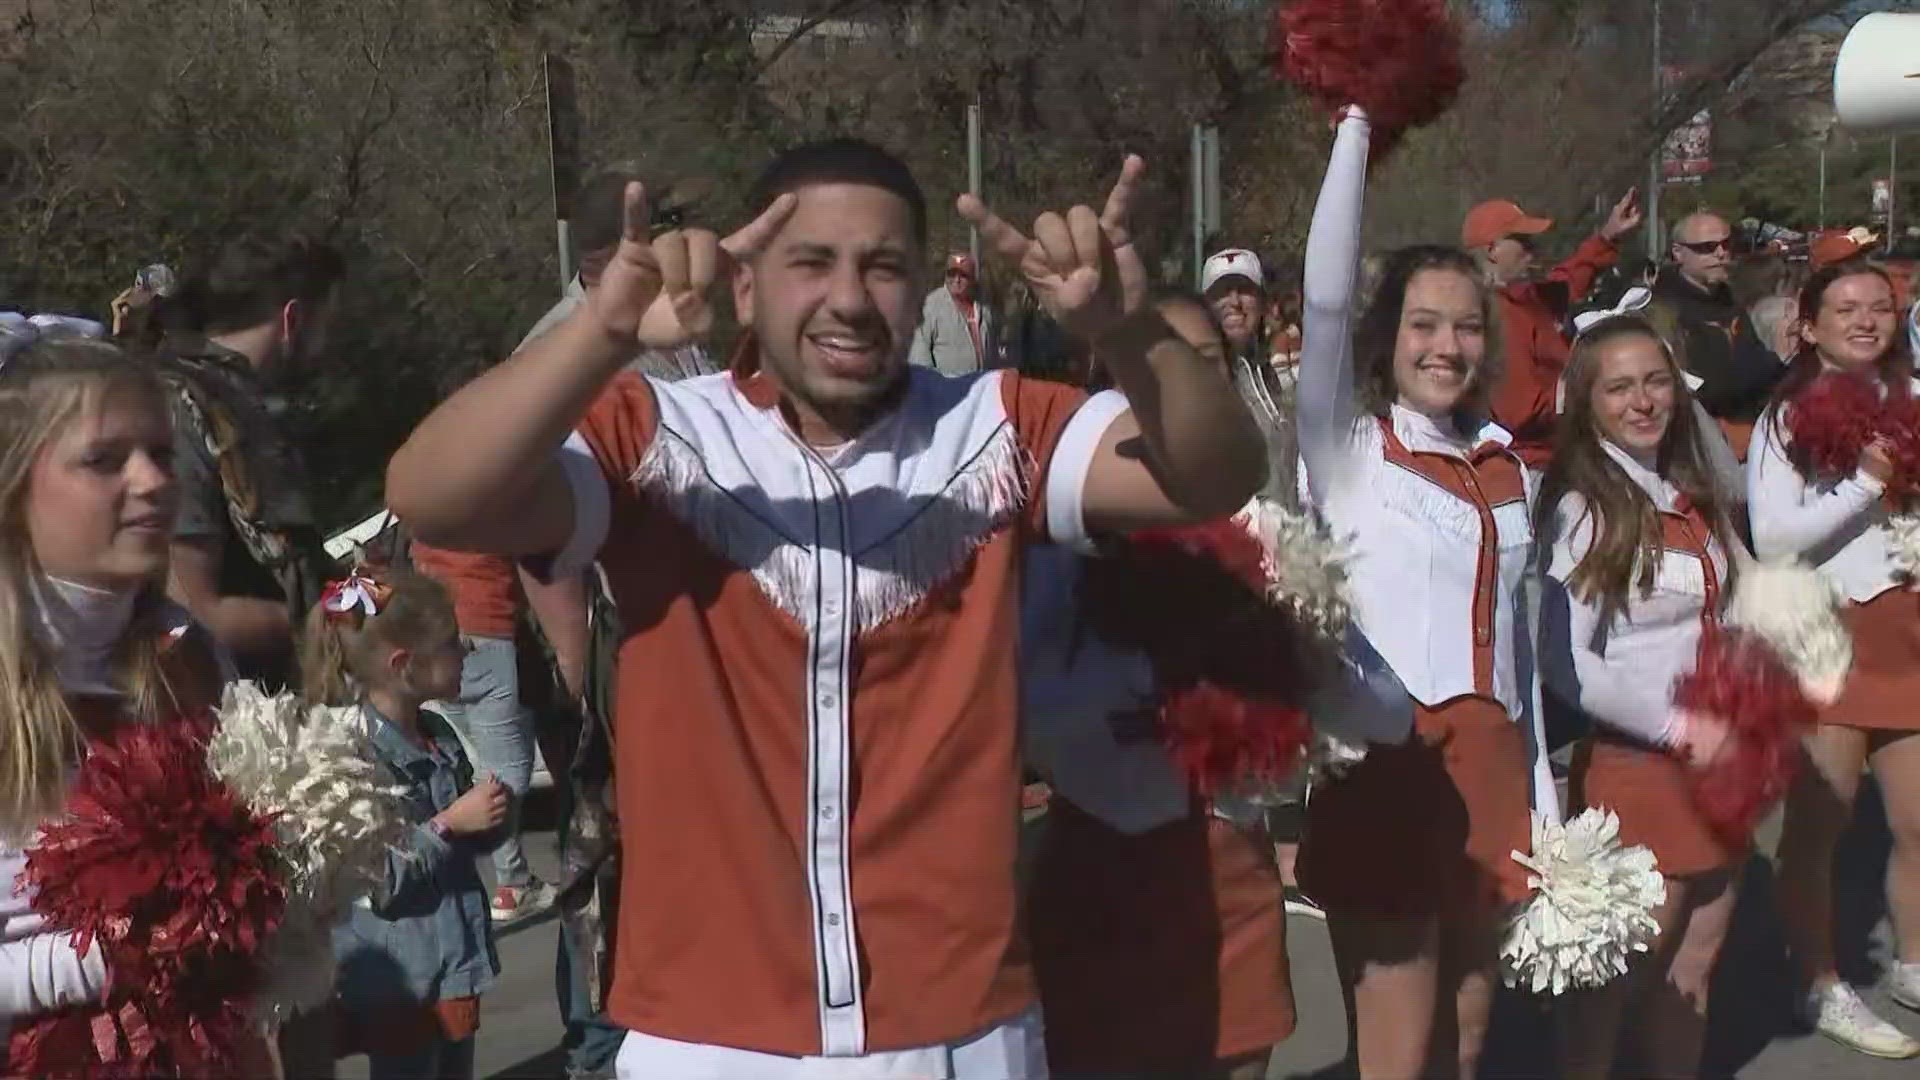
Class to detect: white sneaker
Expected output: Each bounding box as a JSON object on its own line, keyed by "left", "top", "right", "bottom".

{"left": 1891, "top": 963, "right": 1920, "bottom": 1013}
{"left": 1808, "top": 982, "right": 1920, "bottom": 1059}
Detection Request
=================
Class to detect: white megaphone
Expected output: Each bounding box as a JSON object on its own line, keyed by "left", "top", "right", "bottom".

{"left": 1835, "top": 12, "right": 1920, "bottom": 135}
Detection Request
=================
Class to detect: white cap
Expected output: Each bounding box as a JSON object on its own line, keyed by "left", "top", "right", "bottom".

{"left": 1201, "top": 249, "right": 1264, "bottom": 294}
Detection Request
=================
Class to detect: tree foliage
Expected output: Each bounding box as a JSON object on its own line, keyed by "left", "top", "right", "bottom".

{"left": 0, "top": 0, "right": 1910, "bottom": 523}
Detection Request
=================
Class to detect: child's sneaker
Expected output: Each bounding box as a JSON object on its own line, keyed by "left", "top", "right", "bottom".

{"left": 490, "top": 878, "right": 557, "bottom": 923}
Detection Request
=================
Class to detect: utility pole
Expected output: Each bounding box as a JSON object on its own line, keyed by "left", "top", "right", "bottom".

{"left": 967, "top": 100, "right": 983, "bottom": 267}
{"left": 544, "top": 53, "right": 580, "bottom": 296}
{"left": 1646, "top": 0, "right": 1663, "bottom": 263}
{"left": 1891, "top": 136, "right": 1900, "bottom": 255}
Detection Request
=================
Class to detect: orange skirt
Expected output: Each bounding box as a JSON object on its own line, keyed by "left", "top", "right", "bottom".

{"left": 1299, "top": 695, "right": 1534, "bottom": 921}
{"left": 1823, "top": 587, "right": 1920, "bottom": 731}
{"left": 1571, "top": 734, "right": 1736, "bottom": 878}
{"left": 1029, "top": 798, "right": 1293, "bottom": 1072}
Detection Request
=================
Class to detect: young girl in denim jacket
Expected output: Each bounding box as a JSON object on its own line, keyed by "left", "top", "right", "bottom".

{"left": 302, "top": 568, "right": 507, "bottom": 1080}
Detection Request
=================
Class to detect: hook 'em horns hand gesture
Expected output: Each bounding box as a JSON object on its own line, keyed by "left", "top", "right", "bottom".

{"left": 958, "top": 156, "right": 1148, "bottom": 344}
{"left": 584, "top": 181, "right": 798, "bottom": 351}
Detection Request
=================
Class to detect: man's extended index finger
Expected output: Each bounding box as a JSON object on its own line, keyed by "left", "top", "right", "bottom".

{"left": 621, "top": 182, "right": 651, "bottom": 245}
{"left": 720, "top": 192, "right": 798, "bottom": 261}
{"left": 957, "top": 193, "right": 1030, "bottom": 264}
{"left": 1100, "top": 155, "right": 1146, "bottom": 231}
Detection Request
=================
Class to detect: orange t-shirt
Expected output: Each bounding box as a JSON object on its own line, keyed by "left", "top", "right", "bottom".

{"left": 410, "top": 543, "right": 519, "bottom": 640}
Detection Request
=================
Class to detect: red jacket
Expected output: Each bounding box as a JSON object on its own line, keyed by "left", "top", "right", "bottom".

{"left": 1489, "top": 234, "right": 1619, "bottom": 467}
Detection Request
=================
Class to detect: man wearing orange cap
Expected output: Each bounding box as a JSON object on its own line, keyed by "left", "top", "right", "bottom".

{"left": 910, "top": 252, "right": 997, "bottom": 375}
{"left": 1463, "top": 191, "right": 1642, "bottom": 466}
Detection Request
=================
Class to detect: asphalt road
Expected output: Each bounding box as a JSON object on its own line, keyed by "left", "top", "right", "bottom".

{"left": 338, "top": 784, "right": 1918, "bottom": 1079}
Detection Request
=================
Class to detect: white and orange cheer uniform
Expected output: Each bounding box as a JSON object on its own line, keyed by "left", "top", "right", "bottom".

{"left": 1540, "top": 444, "right": 1741, "bottom": 876}
{"left": 1291, "top": 109, "right": 1555, "bottom": 922}
{"left": 1019, "top": 543, "right": 1293, "bottom": 1076}
{"left": 1750, "top": 385, "right": 1920, "bottom": 734}
{"left": 547, "top": 349, "right": 1129, "bottom": 1078}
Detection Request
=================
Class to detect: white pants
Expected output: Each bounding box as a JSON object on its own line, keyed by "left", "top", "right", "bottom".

{"left": 614, "top": 1008, "right": 1047, "bottom": 1079}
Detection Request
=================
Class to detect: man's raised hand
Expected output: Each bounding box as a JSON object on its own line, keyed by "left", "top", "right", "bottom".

{"left": 635, "top": 193, "right": 798, "bottom": 350}
{"left": 584, "top": 182, "right": 665, "bottom": 343}
{"left": 959, "top": 155, "right": 1149, "bottom": 342}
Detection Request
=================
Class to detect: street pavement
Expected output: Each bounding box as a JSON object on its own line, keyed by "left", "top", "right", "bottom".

{"left": 340, "top": 784, "right": 1919, "bottom": 1079}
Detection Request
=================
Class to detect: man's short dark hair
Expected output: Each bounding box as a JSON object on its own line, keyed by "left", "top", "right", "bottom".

{"left": 178, "top": 234, "right": 344, "bottom": 333}
{"left": 745, "top": 138, "right": 926, "bottom": 246}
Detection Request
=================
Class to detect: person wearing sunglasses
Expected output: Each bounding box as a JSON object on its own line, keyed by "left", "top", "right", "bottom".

{"left": 1651, "top": 211, "right": 1786, "bottom": 460}
{"left": 1462, "top": 192, "right": 1642, "bottom": 468}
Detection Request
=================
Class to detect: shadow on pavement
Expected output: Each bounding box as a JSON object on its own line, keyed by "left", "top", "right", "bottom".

{"left": 487, "top": 1046, "right": 568, "bottom": 1079}
{"left": 1705, "top": 776, "right": 1894, "bottom": 1077}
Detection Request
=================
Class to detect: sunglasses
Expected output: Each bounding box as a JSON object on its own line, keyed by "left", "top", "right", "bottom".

{"left": 1676, "top": 237, "right": 1731, "bottom": 255}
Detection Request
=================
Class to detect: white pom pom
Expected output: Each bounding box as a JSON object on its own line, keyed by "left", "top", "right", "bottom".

{"left": 1886, "top": 513, "right": 1920, "bottom": 593}
{"left": 1238, "top": 497, "right": 1350, "bottom": 643}
{"left": 1722, "top": 559, "right": 1852, "bottom": 706}
{"left": 1501, "top": 808, "right": 1665, "bottom": 996}
{"left": 206, "top": 683, "right": 410, "bottom": 1019}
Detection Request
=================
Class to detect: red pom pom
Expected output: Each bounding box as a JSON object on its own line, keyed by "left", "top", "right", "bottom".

{"left": 1877, "top": 393, "right": 1920, "bottom": 498}
{"left": 1785, "top": 372, "right": 1883, "bottom": 479}
{"left": 1272, "top": 0, "right": 1465, "bottom": 159}
{"left": 1081, "top": 518, "right": 1314, "bottom": 795}
{"left": 1160, "top": 683, "right": 1311, "bottom": 797}
{"left": 1671, "top": 631, "right": 1818, "bottom": 844}
{"left": 14, "top": 716, "right": 285, "bottom": 1078}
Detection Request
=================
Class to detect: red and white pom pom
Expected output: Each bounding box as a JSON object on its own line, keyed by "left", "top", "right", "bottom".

{"left": 1783, "top": 371, "right": 1881, "bottom": 479}
{"left": 1273, "top": 0, "right": 1466, "bottom": 158}
{"left": 1671, "top": 630, "right": 1819, "bottom": 844}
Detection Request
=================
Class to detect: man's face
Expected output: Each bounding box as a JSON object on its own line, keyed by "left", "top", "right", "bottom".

{"left": 1486, "top": 236, "right": 1536, "bottom": 284}
{"left": 733, "top": 182, "right": 922, "bottom": 418}
{"left": 946, "top": 263, "right": 974, "bottom": 301}
{"left": 1205, "top": 278, "right": 1264, "bottom": 353}
{"left": 1672, "top": 216, "right": 1733, "bottom": 289}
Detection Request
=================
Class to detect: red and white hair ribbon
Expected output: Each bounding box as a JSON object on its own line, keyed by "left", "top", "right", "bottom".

{"left": 320, "top": 572, "right": 387, "bottom": 621}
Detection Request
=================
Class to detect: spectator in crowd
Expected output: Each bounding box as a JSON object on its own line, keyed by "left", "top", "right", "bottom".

{"left": 159, "top": 234, "right": 343, "bottom": 692}
{"left": 1651, "top": 211, "right": 1784, "bottom": 458}
{"left": 1462, "top": 190, "right": 1640, "bottom": 466}
{"left": 1265, "top": 269, "right": 1303, "bottom": 372}
{"left": 910, "top": 252, "right": 996, "bottom": 374}
{"left": 410, "top": 544, "right": 560, "bottom": 923}
{"left": 1201, "top": 247, "right": 1315, "bottom": 916}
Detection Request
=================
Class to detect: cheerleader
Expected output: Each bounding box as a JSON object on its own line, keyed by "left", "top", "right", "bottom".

{"left": 1291, "top": 108, "right": 1553, "bottom": 1078}
{"left": 1749, "top": 259, "right": 1920, "bottom": 1060}
{"left": 0, "top": 334, "right": 261, "bottom": 1073}
{"left": 1536, "top": 314, "right": 1743, "bottom": 1078}
{"left": 1023, "top": 293, "right": 1294, "bottom": 1080}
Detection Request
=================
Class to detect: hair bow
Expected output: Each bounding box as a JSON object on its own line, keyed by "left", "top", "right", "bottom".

{"left": 1571, "top": 287, "right": 1653, "bottom": 339}
{"left": 320, "top": 571, "right": 392, "bottom": 621}
{"left": 0, "top": 312, "right": 110, "bottom": 366}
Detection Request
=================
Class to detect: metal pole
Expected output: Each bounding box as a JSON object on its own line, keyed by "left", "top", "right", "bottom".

{"left": 967, "top": 100, "right": 982, "bottom": 267}
{"left": 1646, "top": 0, "right": 1663, "bottom": 263}
{"left": 1192, "top": 124, "right": 1206, "bottom": 288}
{"left": 1819, "top": 142, "right": 1828, "bottom": 231}
{"left": 1891, "top": 137, "right": 1899, "bottom": 255}
{"left": 544, "top": 53, "right": 581, "bottom": 296}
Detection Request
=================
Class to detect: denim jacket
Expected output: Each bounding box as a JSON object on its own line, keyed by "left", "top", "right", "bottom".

{"left": 333, "top": 704, "right": 499, "bottom": 1010}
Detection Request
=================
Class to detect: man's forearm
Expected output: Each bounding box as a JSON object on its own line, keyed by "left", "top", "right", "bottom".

{"left": 1096, "top": 313, "right": 1267, "bottom": 516}
{"left": 387, "top": 310, "right": 635, "bottom": 544}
